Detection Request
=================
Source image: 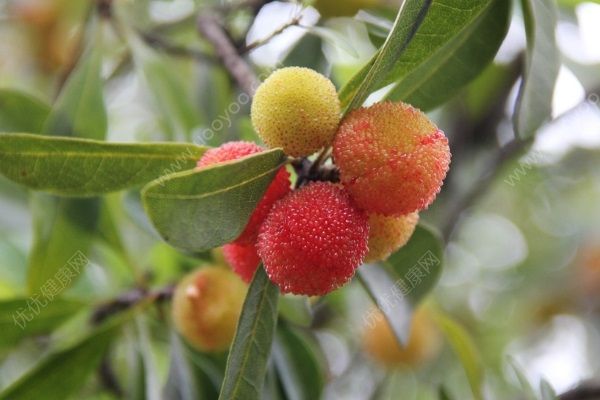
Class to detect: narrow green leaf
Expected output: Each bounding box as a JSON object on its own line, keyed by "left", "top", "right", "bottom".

{"left": 540, "top": 379, "right": 558, "bottom": 400}
{"left": 514, "top": 0, "right": 560, "bottom": 139}
{"left": 357, "top": 224, "right": 444, "bottom": 344}
{"left": 219, "top": 266, "right": 279, "bottom": 400}
{"left": 27, "top": 195, "right": 99, "bottom": 294}
{"left": 432, "top": 310, "right": 484, "bottom": 400}
{"left": 0, "top": 297, "right": 83, "bottom": 349}
{"left": 272, "top": 323, "right": 325, "bottom": 400}
{"left": 0, "top": 133, "right": 207, "bottom": 196}
{"left": 0, "top": 316, "right": 122, "bottom": 400}
{"left": 339, "top": 0, "right": 431, "bottom": 112}
{"left": 42, "top": 40, "right": 106, "bottom": 140}
{"left": 0, "top": 90, "right": 50, "bottom": 133}
{"left": 142, "top": 149, "right": 287, "bottom": 252}
{"left": 506, "top": 356, "right": 536, "bottom": 400}
{"left": 386, "top": 0, "right": 511, "bottom": 110}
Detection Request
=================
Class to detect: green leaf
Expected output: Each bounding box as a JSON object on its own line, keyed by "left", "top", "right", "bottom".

{"left": 272, "top": 323, "right": 325, "bottom": 400}
{"left": 0, "top": 133, "right": 207, "bottom": 196}
{"left": 0, "top": 297, "right": 83, "bottom": 350}
{"left": 540, "top": 379, "right": 558, "bottom": 400}
{"left": 0, "top": 90, "right": 50, "bottom": 133}
{"left": 505, "top": 356, "right": 536, "bottom": 400}
{"left": 0, "top": 316, "right": 122, "bottom": 400}
{"left": 357, "top": 224, "right": 443, "bottom": 344}
{"left": 41, "top": 39, "right": 106, "bottom": 140}
{"left": 340, "top": 0, "right": 507, "bottom": 112}
{"left": 514, "top": 0, "right": 560, "bottom": 139}
{"left": 27, "top": 195, "right": 99, "bottom": 294}
{"left": 338, "top": 0, "right": 431, "bottom": 112}
{"left": 432, "top": 310, "right": 483, "bottom": 400}
{"left": 142, "top": 149, "right": 287, "bottom": 252}
{"left": 219, "top": 266, "right": 279, "bottom": 400}
{"left": 386, "top": 0, "right": 511, "bottom": 110}
{"left": 27, "top": 26, "right": 107, "bottom": 295}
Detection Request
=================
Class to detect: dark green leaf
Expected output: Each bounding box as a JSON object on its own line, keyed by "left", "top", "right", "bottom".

{"left": 142, "top": 149, "right": 287, "bottom": 252}
{"left": 432, "top": 310, "right": 484, "bottom": 400}
{"left": 0, "top": 133, "right": 207, "bottom": 196}
{"left": 272, "top": 323, "right": 325, "bottom": 400}
{"left": 386, "top": 0, "right": 511, "bottom": 110}
{"left": 219, "top": 266, "right": 279, "bottom": 400}
{"left": 0, "top": 297, "right": 83, "bottom": 350}
{"left": 357, "top": 224, "right": 444, "bottom": 344}
{"left": 514, "top": 0, "right": 560, "bottom": 139}
{"left": 0, "top": 316, "right": 121, "bottom": 400}
{"left": 42, "top": 41, "right": 106, "bottom": 140}
{"left": 338, "top": 0, "right": 431, "bottom": 112}
{"left": 27, "top": 195, "right": 99, "bottom": 294}
{"left": 0, "top": 90, "right": 50, "bottom": 133}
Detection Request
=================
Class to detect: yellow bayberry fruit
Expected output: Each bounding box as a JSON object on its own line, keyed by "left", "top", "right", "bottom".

{"left": 365, "top": 212, "right": 418, "bottom": 263}
{"left": 251, "top": 67, "right": 341, "bottom": 157}
{"left": 171, "top": 266, "right": 246, "bottom": 352}
{"left": 362, "top": 307, "right": 441, "bottom": 368}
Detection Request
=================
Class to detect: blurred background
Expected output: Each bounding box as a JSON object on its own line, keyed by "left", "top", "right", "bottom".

{"left": 1, "top": 0, "right": 600, "bottom": 399}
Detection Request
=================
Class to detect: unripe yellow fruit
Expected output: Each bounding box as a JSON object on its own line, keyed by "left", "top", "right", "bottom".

{"left": 171, "top": 266, "right": 247, "bottom": 352}
{"left": 365, "top": 212, "right": 419, "bottom": 263}
{"left": 251, "top": 67, "right": 341, "bottom": 157}
{"left": 362, "top": 307, "right": 441, "bottom": 368}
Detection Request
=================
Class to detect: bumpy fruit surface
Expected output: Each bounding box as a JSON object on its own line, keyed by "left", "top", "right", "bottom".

{"left": 257, "top": 182, "right": 368, "bottom": 295}
{"left": 171, "top": 266, "right": 246, "bottom": 352}
{"left": 365, "top": 212, "right": 418, "bottom": 263}
{"left": 222, "top": 243, "right": 261, "bottom": 283}
{"left": 197, "top": 141, "right": 291, "bottom": 245}
{"left": 333, "top": 101, "right": 450, "bottom": 216}
{"left": 251, "top": 67, "right": 341, "bottom": 157}
{"left": 362, "top": 307, "right": 441, "bottom": 368}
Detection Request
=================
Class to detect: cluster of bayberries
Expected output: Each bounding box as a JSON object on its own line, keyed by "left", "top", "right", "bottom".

{"left": 202, "top": 66, "right": 451, "bottom": 296}
{"left": 172, "top": 66, "right": 450, "bottom": 351}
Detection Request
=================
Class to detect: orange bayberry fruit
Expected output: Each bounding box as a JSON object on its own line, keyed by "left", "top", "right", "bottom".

{"left": 171, "top": 266, "right": 246, "bottom": 352}
{"left": 257, "top": 182, "right": 369, "bottom": 296}
{"left": 333, "top": 101, "right": 450, "bottom": 216}
{"left": 365, "top": 212, "right": 419, "bottom": 263}
{"left": 362, "top": 307, "right": 441, "bottom": 368}
{"left": 251, "top": 67, "right": 341, "bottom": 157}
{"left": 222, "top": 243, "right": 261, "bottom": 283}
{"left": 197, "top": 141, "right": 291, "bottom": 245}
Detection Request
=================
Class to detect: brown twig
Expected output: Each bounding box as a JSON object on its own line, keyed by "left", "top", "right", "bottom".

{"left": 90, "top": 285, "right": 175, "bottom": 325}
{"left": 197, "top": 13, "right": 260, "bottom": 96}
{"left": 559, "top": 385, "right": 600, "bottom": 400}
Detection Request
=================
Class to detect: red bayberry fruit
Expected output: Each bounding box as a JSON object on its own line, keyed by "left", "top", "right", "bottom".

{"left": 333, "top": 101, "right": 450, "bottom": 216}
{"left": 222, "top": 243, "right": 261, "bottom": 283}
{"left": 257, "top": 181, "right": 369, "bottom": 295}
{"left": 197, "top": 141, "right": 291, "bottom": 245}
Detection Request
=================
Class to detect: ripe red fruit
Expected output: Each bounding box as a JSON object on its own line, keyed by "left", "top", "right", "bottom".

{"left": 257, "top": 182, "right": 369, "bottom": 295}
{"left": 333, "top": 101, "right": 450, "bottom": 216}
{"left": 222, "top": 243, "right": 261, "bottom": 283}
{"left": 197, "top": 141, "right": 291, "bottom": 245}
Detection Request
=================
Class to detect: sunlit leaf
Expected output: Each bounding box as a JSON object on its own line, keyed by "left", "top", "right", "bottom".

{"left": 514, "top": 0, "right": 560, "bottom": 139}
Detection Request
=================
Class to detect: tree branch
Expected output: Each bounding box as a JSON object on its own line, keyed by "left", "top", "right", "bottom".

{"left": 197, "top": 13, "right": 259, "bottom": 96}
{"left": 559, "top": 384, "right": 600, "bottom": 400}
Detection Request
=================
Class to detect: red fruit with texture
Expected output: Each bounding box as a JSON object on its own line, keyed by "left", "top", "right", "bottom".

{"left": 222, "top": 243, "right": 261, "bottom": 283}
{"left": 333, "top": 101, "right": 450, "bottom": 216}
{"left": 197, "top": 141, "right": 291, "bottom": 245}
{"left": 257, "top": 182, "right": 369, "bottom": 296}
